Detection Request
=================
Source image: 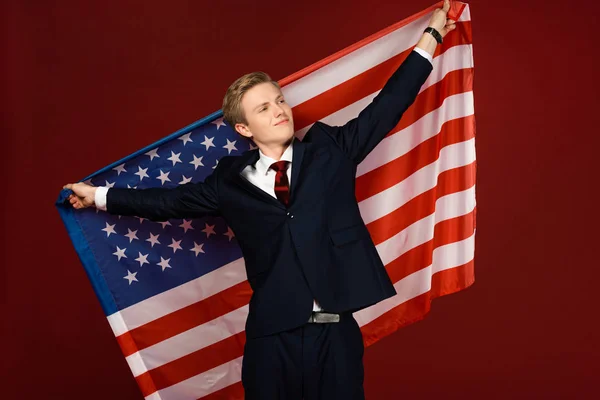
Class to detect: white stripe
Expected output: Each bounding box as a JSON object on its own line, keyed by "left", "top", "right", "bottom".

{"left": 354, "top": 231, "right": 476, "bottom": 327}
{"left": 127, "top": 305, "right": 248, "bottom": 377}
{"left": 359, "top": 138, "right": 476, "bottom": 224}
{"left": 374, "top": 186, "right": 476, "bottom": 266}
{"left": 145, "top": 358, "right": 243, "bottom": 400}
{"left": 357, "top": 91, "right": 475, "bottom": 177}
{"left": 420, "top": 44, "right": 474, "bottom": 94}
{"left": 283, "top": 13, "right": 432, "bottom": 107}
{"left": 459, "top": 4, "right": 471, "bottom": 22}
{"left": 107, "top": 257, "right": 247, "bottom": 336}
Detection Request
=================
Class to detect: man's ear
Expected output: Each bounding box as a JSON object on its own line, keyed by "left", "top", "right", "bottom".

{"left": 235, "top": 123, "right": 253, "bottom": 139}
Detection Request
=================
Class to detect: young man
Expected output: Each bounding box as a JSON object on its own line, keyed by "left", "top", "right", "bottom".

{"left": 64, "top": 2, "right": 455, "bottom": 398}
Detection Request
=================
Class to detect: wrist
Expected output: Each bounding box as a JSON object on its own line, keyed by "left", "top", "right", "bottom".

{"left": 424, "top": 27, "right": 443, "bottom": 44}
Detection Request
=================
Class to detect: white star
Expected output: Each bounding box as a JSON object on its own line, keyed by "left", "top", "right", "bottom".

{"left": 137, "top": 217, "right": 147, "bottom": 224}
{"left": 202, "top": 223, "right": 216, "bottom": 238}
{"left": 158, "top": 220, "right": 172, "bottom": 229}
{"left": 201, "top": 135, "right": 215, "bottom": 150}
{"left": 212, "top": 118, "right": 226, "bottom": 130}
{"left": 190, "top": 242, "right": 205, "bottom": 256}
{"left": 190, "top": 155, "right": 204, "bottom": 170}
{"left": 157, "top": 257, "right": 172, "bottom": 271}
{"left": 146, "top": 148, "right": 160, "bottom": 161}
{"left": 127, "top": 184, "right": 138, "bottom": 189}
{"left": 223, "top": 139, "right": 238, "bottom": 154}
{"left": 135, "top": 252, "right": 150, "bottom": 267}
{"left": 178, "top": 132, "right": 193, "bottom": 146}
{"left": 248, "top": 142, "right": 258, "bottom": 150}
{"left": 105, "top": 180, "right": 116, "bottom": 188}
{"left": 224, "top": 226, "right": 235, "bottom": 241}
{"left": 167, "top": 151, "right": 182, "bottom": 166}
{"left": 212, "top": 159, "right": 219, "bottom": 170}
{"left": 113, "top": 246, "right": 127, "bottom": 261}
{"left": 146, "top": 232, "right": 161, "bottom": 247}
{"left": 102, "top": 222, "right": 117, "bottom": 237}
{"left": 179, "top": 219, "right": 194, "bottom": 233}
{"left": 83, "top": 179, "right": 95, "bottom": 186}
{"left": 156, "top": 170, "right": 171, "bottom": 185}
{"left": 168, "top": 238, "right": 183, "bottom": 253}
{"left": 135, "top": 166, "right": 149, "bottom": 181}
{"left": 113, "top": 164, "right": 127, "bottom": 176}
{"left": 179, "top": 175, "right": 192, "bottom": 185}
{"left": 124, "top": 270, "right": 138, "bottom": 285}
{"left": 124, "top": 228, "right": 139, "bottom": 243}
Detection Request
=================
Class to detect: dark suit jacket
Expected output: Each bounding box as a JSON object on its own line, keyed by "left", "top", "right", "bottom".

{"left": 106, "top": 50, "right": 433, "bottom": 338}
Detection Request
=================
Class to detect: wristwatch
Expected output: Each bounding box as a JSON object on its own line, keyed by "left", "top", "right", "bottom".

{"left": 424, "top": 27, "right": 443, "bottom": 44}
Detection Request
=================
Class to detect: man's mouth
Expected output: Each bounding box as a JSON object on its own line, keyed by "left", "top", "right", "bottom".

{"left": 275, "top": 119, "right": 289, "bottom": 126}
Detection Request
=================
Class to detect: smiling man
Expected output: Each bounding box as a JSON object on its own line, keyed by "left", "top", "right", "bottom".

{"left": 64, "top": 2, "right": 456, "bottom": 398}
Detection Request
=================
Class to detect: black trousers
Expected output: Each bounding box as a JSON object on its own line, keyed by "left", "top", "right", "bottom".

{"left": 241, "top": 312, "right": 365, "bottom": 400}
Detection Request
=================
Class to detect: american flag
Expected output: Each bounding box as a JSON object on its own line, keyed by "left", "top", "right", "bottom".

{"left": 56, "top": 2, "right": 475, "bottom": 399}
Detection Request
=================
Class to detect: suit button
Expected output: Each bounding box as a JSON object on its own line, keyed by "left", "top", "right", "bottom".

{"left": 287, "top": 212, "right": 294, "bottom": 218}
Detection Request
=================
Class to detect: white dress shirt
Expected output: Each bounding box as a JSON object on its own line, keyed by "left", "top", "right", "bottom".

{"left": 94, "top": 48, "right": 433, "bottom": 312}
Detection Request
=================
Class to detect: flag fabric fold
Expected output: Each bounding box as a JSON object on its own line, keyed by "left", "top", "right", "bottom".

{"left": 56, "top": 2, "right": 475, "bottom": 398}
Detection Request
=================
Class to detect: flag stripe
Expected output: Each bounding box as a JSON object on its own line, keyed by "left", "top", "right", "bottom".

{"left": 118, "top": 281, "right": 251, "bottom": 357}
{"left": 126, "top": 305, "right": 249, "bottom": 377}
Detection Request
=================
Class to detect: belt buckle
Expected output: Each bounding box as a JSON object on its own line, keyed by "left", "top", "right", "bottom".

{"left": 309, "top": 312, "right": 340, "bottom": 323}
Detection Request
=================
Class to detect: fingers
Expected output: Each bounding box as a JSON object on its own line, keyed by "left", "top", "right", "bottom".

{"left": 443, "top": 0, "right": 450, "bottom": 12}
{"left": 63, "top": 183, "right": 72, "bottom": 190}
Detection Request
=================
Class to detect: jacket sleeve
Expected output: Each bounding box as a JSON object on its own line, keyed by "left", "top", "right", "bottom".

{"left": 316, "top": 50, "right": 433, "bottom": 164}
{"left": 105, "top": 162, "right": 222, "bottom": 221}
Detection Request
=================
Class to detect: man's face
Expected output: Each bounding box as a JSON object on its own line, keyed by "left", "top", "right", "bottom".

{"left": 235, "top": 82, "right": 295, "bottom": 146}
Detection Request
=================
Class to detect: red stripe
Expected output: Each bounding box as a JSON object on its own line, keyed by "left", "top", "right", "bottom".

{"left": 356, "top": 114, "right": 476, "bottom": 203}
{"left": 360, "top": 260, "right": 475, "bottom": 347}
{"left": 200, "top": 382, "right": 245, "bottom": 400}
{"left": 366, "top": 161, "right": 476, "bottom": 245}
{"left": 290, "top": 21, "right": 473, "bottom": 131}
{"left": 136, "top": 331, "right": 246, "bottom": 397}
{"left": 116, "top": 281, "right": 252, "bottom": 357}
{"left": 384, "top": 210, "right": 476, "bottom": 284}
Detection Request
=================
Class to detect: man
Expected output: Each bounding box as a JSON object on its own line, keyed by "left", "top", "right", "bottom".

{"left": 64, "top": 2, "right": 455, "bottom": 398}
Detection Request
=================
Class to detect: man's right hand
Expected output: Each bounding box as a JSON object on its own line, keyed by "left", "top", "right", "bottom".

{"left": 63, "top": 182, "right": 97, "bottom": 209}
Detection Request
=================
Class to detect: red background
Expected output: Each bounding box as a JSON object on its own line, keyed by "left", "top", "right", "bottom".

{"left": 3, "top": 0, "right": 599, "bottom": 398}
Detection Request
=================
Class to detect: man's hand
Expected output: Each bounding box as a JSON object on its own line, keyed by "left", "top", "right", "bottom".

{"left": 428, "top": 0, "right": 456, "bottom": 38}
{"left": 63, "top": 182, "right": 97, "bottom": 209}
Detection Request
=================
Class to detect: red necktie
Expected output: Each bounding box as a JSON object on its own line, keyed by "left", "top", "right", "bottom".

{"left": 270, "top": 160, "right": 290, "bottom": 206}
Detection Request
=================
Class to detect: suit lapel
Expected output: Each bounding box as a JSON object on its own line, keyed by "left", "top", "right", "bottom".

{"left": 227, "top": 148, "right": 286, "bottom": 209}
{"left": 289, "top": 137, "right": 306, "bottom": 199}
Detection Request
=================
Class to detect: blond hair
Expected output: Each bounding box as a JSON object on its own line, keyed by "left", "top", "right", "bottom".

{"left": 222, "top": 71, "right": 280, "bottom": 128}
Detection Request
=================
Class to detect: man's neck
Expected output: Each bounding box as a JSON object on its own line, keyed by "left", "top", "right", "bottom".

{"left": 256, "top": 137, "right": 294, "bottom": 161}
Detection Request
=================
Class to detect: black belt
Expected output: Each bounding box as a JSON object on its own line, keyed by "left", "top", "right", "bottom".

{"left": 307, "top": 311, "right": 341, "bottom": 323}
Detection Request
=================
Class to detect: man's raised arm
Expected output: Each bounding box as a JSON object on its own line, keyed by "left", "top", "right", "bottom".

{"left": 314, "top": 0, "right": 456, "bottom": 164}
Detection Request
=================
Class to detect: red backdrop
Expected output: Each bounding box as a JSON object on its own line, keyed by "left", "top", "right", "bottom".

{"left": 3, "top": 0, "right": 599, "bottom": 398}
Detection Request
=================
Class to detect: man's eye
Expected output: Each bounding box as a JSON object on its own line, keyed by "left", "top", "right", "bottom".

{"left": 259, "top": 107, "right": 267, "bottom": 112}
{"left": 278, "top": 99, "right": 285, "bottom": 103}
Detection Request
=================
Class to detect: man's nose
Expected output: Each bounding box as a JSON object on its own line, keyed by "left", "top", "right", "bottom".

{"left": 273, "top": 102, "right": 284, "bottom": 117}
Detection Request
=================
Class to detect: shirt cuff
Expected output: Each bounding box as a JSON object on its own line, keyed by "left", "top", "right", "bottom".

{"left": 413, "top": 47, "right": 433, "bottom": 65}
{"left": 95, "top": 186, "right": 109, "bottom": 211}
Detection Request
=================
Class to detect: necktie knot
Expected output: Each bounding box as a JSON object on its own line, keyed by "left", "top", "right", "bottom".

{"left": 269, "top": 160, "right": 289, "bottom": 172}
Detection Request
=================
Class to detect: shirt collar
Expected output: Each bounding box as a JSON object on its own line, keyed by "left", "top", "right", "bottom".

{"left": 255, "top": 137, "right": 294, "bottom": 176}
